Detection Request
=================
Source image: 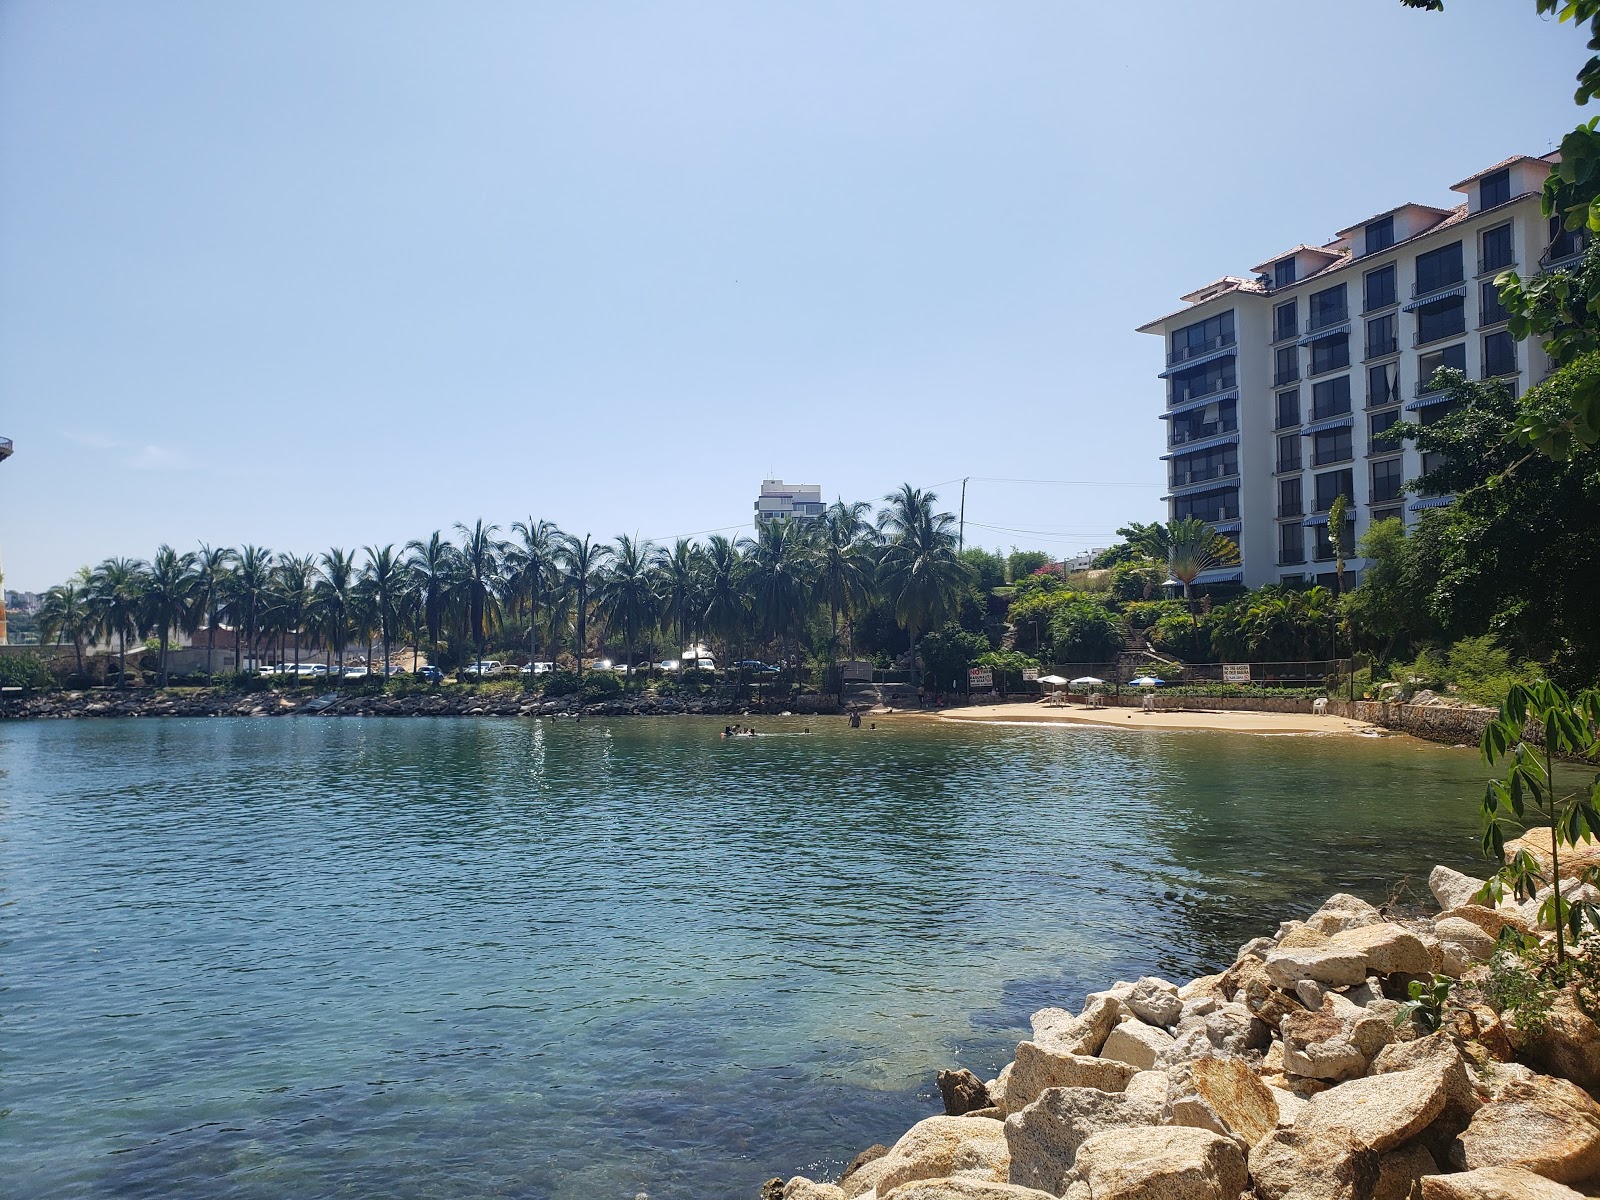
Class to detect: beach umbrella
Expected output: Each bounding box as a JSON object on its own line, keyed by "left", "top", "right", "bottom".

{"left": 1070, "top": 676, "right": 1106, "bottom": 688}
{"left": 1129, "top": 676, "right": 1164, "bottom": 687}
{"left": 1036, "top": 674, "right": 1069, "bottom": 686}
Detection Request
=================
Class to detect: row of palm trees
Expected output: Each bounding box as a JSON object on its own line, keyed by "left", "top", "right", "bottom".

{"left": 35, "top": 486, "right": 973, "bottom": 689}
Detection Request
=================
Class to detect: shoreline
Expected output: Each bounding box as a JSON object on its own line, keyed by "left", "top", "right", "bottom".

{"left": 933, "top": 701, "right": 1380, "bottom": 736}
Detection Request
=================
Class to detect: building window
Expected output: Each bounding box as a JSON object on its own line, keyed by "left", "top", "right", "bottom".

{"left": 1173, "top": 488, "right": 1238, "bottom": 523}
{"left": 1369, "top": 407, "right": 1401, "bottom": 453}
{"left": 1416, "top": 295, "right": 1466, "bottom": 345}
{"left": 1418, "top": 343, "right": 1467, "bottom": 394}
{"left": 1480, "top": 224, "right": 1514, "bottom": 274}
{"left": 1314, "top": 468, "right": 1354, "bottom": 513}
{"left": 1274, "top": 345, "right": 1300, "bottom": 386}
{"left": 1279, "top": 522, "right": 1305, "bottom": 565}
{"left": 1275, "top": 389, "right": 1301, "bottom": 430}
{"left": 1277, "top": 433, "right": 1301, "bottom": 473}
{"left": 1274, "top": 257, "right": 1297, "bottom": 288}
{"left": 1480, "top": 279, "right": 1509, "bottom": 326}
{"left": 1308, "top": 283, "right": 1348, "bottom": 331}
{"left": 1170, "top": 397, "right": 1238, "bottom": 446}
{"left": 1483, "top": 330, "right": 1518, "bottom": 377}
{"left": 1170, "top": 356, "right": 1236, "bottom": 404}
{"left": 1372, "top": 505, "right": 1403, "bottom": 525}
{"left": 1548, "top": 214, "right": 1591, "bottom": 265}
{"left": 1415, "top": 242, "right": 1465, "bottom": 295}
{"left": 1371, "top": 457, "right": 1404, "bottom": 503}
{"left": 1309, "top": 333, "right": 1350, "bottom": 376}
{"left": 1313, "top": 518, "right": 1358, "bottom": 563}
{"left": 1311, "top": 375, "right": 1352, "bottom": 420}
{"left": 1365, "top": 216, "right": 1395, "bottom": 255}
{"left": 1480, "top": 168, "right": 1512, "bottom": 210}
{"left": 1278, "top": 477, "right": 1303, "bottom": 518}
{"left": 1170, "top": 444, "right": 1238, "bottom": 488}
{"left": 1364, "top": 264, "right": 1397, "bottom": 312}
{"left": 1367, "top": 362, "right": 1399, "bottom": 409}
{"left": 1169, "top": 310, "right": 1236, "bottom": 364}
{"left": 1313, "top": 427, "right": 1354, "bottom": 467}
{"left": 1365, "top": 313, "right": 1397, "bottom": 358}
{"left": 1273, "top": 300, "right": 1297, "bottom": 342}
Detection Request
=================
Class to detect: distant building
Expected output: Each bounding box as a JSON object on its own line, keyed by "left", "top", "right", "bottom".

{"left": 1062, "top": 549, "right": 1109, "bottom": 572}
{"left": 754, "top": 479, "right": 824, "bottom": 526}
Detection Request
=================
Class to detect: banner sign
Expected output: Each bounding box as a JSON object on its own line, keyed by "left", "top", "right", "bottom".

{"left": 841, "top": 660, "right": 874, "bottom": 682}
{"left": 967, "top": 668, "right": 993, "bottom": 689}
{"left": 1222, "top": 663, "right": 1252, "bottom": 684}
{"left": 1022, "top": 668, "right": 1039, "bottom": 682}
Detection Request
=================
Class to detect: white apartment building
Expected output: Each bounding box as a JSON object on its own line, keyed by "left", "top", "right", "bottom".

{"left": 1137, "top": 152, "right": 1581, "bottom": 590}
{"left": 753, "top": 479, "right": 824, "bottom": 525}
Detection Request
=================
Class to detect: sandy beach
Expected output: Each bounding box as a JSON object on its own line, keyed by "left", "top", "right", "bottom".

{"left": 932, "top": 700, "right": 1378, "bottom": 735}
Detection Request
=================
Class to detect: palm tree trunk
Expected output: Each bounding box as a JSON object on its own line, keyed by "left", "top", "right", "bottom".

{"left": 119, "top": 629, "right": 128, "bottom": 690}
{"left": 159, "top": 629, "right": 169, "bottom": 687}
{"left": 206, "top": 618, "right": 215, "bottom": 677}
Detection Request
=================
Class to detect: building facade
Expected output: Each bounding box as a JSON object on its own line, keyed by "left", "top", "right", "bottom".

{"left": 1137, "top": 153, "right": 1578, "bottom": 590}
{"left": 753, "top": 479, "right": 824, "bottom": 525}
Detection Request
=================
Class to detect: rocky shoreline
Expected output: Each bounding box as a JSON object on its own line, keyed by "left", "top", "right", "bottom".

{"left": 0, "top": 688, "right": 844, "bottom": 721}
{"left": 767, "top": 847, "right": 1600, "bottom": 1200}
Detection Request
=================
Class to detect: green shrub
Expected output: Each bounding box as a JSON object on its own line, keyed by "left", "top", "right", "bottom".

{"left": 536, "top": 669, "right": 582, "bottom": 696}
{"left": 0, "top": 652, "right": 56, "bottom": 691}
{"left": 974, "top": 648, "right": 1039, "bottom": 693}
{"left": 1047, "top": 599, "right": 1124, "bottom": 662}
{"left": 1148, "top": 613, "right": 1214, "bottom": 662}
{"left": 1110, "top": 562, "right": 1164, "bottom": 601}
{"left": 919, "top": 626, "right": 990, "bottom": 690}
{"left": 579, "top": 672, "right": 622, "bottom": 701}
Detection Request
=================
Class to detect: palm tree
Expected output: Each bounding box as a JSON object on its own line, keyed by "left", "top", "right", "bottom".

{"left": 818, "top": 498, "right": 876, "bottom": 665}
{"left": 38, "top": 575, "right": 92, "bottom": 677}
{"left": 453, "top": 520, "right": 504, "bottom": 665}
{"left": 654, "top": 538, "right": 705, "bottom": 668}
{"left": 273, "top": 553, "right": 316, "bottom": 671}
{"left": 144, "top": 545, "right": 198, "bottom": 686}
{"left": 558, "top": 533, "right": 611, "bottom": 678}
{"left": 230, "top": 545, "right": 273, "bottom": 671}
{"left": 362, "top": 545, "right": 403, "bottom": 674}
{"left": 876, "top": 485, "right": 969, "bottom": 681}
{"left": 405, "top": 531, "right": 455, "bottom": 670}
{"left": 701, "top": 534, "right": 747, "bottom": 671}
{"left": 508, "top": 518, "right": 563, "bottom": 667}
{"left": 1116, "top": 520, "right": 1173, "bottom": 566}
{"left": 597, "top": 534, "right": 658, "bottom": 682}
{"left": 746, "top": 518, "right": 814, "bottom": 679}
{"left": 192, "top": 544, "right": 235, "bottom": 676}
{"left": 314, "top": 548, "right": 357, "bottom": 673}
{"left": 87, "top": 557, "right": 148, "bottom": 688}
{"left": 1165, "top": 516, "right": 1242, "bottom": 627}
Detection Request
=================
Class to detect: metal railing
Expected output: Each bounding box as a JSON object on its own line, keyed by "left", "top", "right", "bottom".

{"left": 1168, "top": 419, "right": 1238, "bottom": 448}
{"left": 1277, "top": 501, "right": 1303, "bottom": 518}
{"left": 1166, "top": 335, "right": 1236, "bottom": 367}
{"left": 1305, "top": 307, "right": 1348, "bottom": 333}
{"left": 1169, "top": 377, "right": 1237, "bottom": 406}
{"left": 1414, "top": 325, "right": 1465, "bottom": 348}
{"left": 1483, "top": 357, "right": 1519, "bottom": 379}
{"left": 1273, "top": 321, "right": 1300, "bottom": 343}
{"left": 1365, "top": 335, "right": 1398, "bottom": 358}
{"left": 1478, "top": 254, "right": 1515, "bottom": 275}
{"left": 1276, "top": 455, "right": 1302, "bottom": 473}
{"left": 1274, "top": 366, "right": 1301, "bottom": 386}
{"left": 1170, "top": 465, "right": 1238, "bottom": 488}
{"left": 1412, "top": 274, "right": 1465, "bottom": 298}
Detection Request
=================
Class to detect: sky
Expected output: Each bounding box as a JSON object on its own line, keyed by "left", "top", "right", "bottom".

{"left": 0, "top": 0, "right": 1588, "bottom": 592}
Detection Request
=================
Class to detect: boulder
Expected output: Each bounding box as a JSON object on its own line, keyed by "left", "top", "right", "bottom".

{"left": 1278, "top": 925, "right": 1334, "bottom": 950}
{"left": 1369, "top": 1033, "right": 1481, "bottom": 1161}
{"left": 1126, "top": 977, "right": 1184, "bottom": 1028}
{"left": 1190, "top": 1055, "right": 1279, "bottom": 1146}
{"left": 989, "top": 1064, "right": 1015, "bottom": 1115}
{"left": 1005, "top": 1043, "right": 1139, "bottom": 1112}
{"left": 1204, "top": 1004, "right": 1271, "bottom": 1055}
{"left": 1430, "top": 865, "right": 1489, "bottom": 912}
{"left": 1249, "top": 1128, "right": 1381, "bottom": 1200}
{"left": 1102, "top": 1020, "right": 1176, "bottom": 1071}
{"left": 1296, "top": 980, "right": 1327, "bottom": 1011}
{"left": 1420, "top": 1167, "right": 1588, "bottom": 1200}
{"left": 1231, "top": 958, "right": 1303, "bottom": 1025}
{"left": 1502, "top": 830, "right": 1600, "bottom": 882}
{"left": 1069, "top": 1126, "right": 1249, "bottom": 1200}
{"left": 872, "top": 1117, "right": 1010, "bottom": 1197}
{"left": 1331, "top": 924, "right": 1436, "bottom": 978}
{"left": 1269, "top": 1085, "right": 1306, "bottom": 1129}
{"left": 1434, "top": 917, "right": 1496, "bottom": 965}
{"left": 1265, "top": 946, "right": 1370, "bottom": 990}
{"left": 1458, "top": 1075, "right": 1600, "bottom": 1183}
{"left": 1181, "top": 974, "right": 1229, "bottom": 1003}
{"left": 1438, "top": 905, "right": 1528, "bottom": 942}
{"left": 1373, "top": 1145, "right": 1438, "bottom": 1200}
{"left": 1032, "top": 994, "right": 1121, "bottom": 1058}
{"left": 1296, "top": 1065, "right": 1449, "bottom": 1153}
{"left": 1307, "top": 894, "right": 1386, "bottom": 936}
{"left": 1004, "top": 1086, "right": 1164, "bottom": 1194}
{"left": 783, "top": 1180, "right": 845, "bottom": 1200}
{"left": 879, "top": 1180, "right": 1058, "bottom": 1200}
{"left": 1509, "top": 987, "right": 1600, "bottom": 1093}
{"left": 940, "top": 1069, "right": 994, "bottom": 1116}
{"left": 1280, "top": 1002, "right": 1389, "bottom": 1083}
{"left": 840, "top": 1144, "right": 890, "bottom": 1184}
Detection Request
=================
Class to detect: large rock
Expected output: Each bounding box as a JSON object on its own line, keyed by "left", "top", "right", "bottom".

{"left": 1264, "top": 946, "right": 1370, "bottom": 990}
{"left": 1458, "top": 1075, "right": 1600, "bottom": 1183}
{"left": 1296, "top": 1065, "right": 1449, "bottom": 1153}
{"left": 1101, "top": 1020, "right": 1176, "bottom": 1071}
{"left": 1032, "top": 994, "right": 1121, "bottom": 1058}
{"left": 1430, "top": 865, "right": 1489, "bottom": 912}
{"left": 880, "top": 1180, "right": 1058, "bottom": 1200}
{"left": 783, "top": 1180, "right": 845, "bottom": 1200}
{"left": 1509, "top": 987, "right": 1600, "bottom": 1093}
{"left": 1307, "top": 894, "right": 1386, "bottom": 936}
{"left": 1249, "top": 1128, "right": 1380, "bottom": 1200}
{"left": 1374, "top": 1145, "right": 1438, "bottom": 1200}
{"left": 1331, "top": 924, "right": 1436, "bottom": 978}
{"left": 1280, "top": 1001, "right": 1391, "bottom": 1083}
{"left": 1190, "top": 1055, "right": 1278, "bottom": 1146}
{"left": 1005, "top": 1042, "right": 1138, "bottom": 1112}
{"left": 1434, "top": 917, "right": 1496, "bottom": 963}
{"left": 1227, "top": 957, "right": 1303, "bottom": 1025}
{"left": 1126, "top": 977, "right": 1184, "bottom": 1028}
{"left": 1069, "top": 1126, "right": 1248, "bottom": 1200}
{"left": 1370, "top": 1033, "right": 1481, "bottom": 1162}
{"left": 1502, "top": 830, "right": 1600, "bottom": 882}
{"left": 1420, "top": 1167, "right": 1588, "bottom": 1200}
{"left": 872, "top": 1116, "right": 1010, "bottom": 1197}
{"left": 940, "top": 1069, "right": 994, "bottom": 1116}
{"left": 1438, "top": 905, "right": 1527, "bottom": 942}
{"left": 1004, "top": 1086, "right": 1164, "bottom": 1194}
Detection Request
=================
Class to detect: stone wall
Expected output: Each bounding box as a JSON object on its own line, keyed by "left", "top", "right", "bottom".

{"left": 1090, "top": 692, "right": 1498, "bottom": 746}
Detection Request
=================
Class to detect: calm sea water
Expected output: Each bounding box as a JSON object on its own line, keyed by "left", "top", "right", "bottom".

{"left": 3, "top": 716, "right": 1492, "bottom": 1199}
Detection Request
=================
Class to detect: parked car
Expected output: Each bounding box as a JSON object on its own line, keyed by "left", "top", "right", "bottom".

{"left": 734, "top": 659, "right": 780, "bottom": 674}
{"left": 464, "top": 660, "right": 504, "bottom": 677}
{"left": 341, "top": 666, "right": 369, "bottom": 680}
{"left": 415, "top": 666, "right": 443, "bottom": 683}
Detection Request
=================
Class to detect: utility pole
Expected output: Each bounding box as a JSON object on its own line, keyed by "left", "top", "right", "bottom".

{"left": 958, "top": 476, "right": 968, "bottom": 552}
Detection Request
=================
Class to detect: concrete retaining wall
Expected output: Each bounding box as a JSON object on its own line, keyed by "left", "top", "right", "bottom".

{"left": 1089, "top": 692, "right": 1497, "bottom": 746}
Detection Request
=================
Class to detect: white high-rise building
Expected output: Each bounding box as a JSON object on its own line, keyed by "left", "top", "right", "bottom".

{"left": 1137, "top": 152, "right": 1577, "bottom": 590}
{"left": 753, "top": 479, "right": 824, "bottom": 525}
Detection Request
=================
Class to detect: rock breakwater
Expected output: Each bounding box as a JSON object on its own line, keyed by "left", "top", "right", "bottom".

{"left": 768, "top": 857, "right": 1600, "bottom": 1200}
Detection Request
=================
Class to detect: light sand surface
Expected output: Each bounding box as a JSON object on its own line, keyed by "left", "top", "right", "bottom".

{"left": 933, "top": 701, "right": 1378, "bottom": 735}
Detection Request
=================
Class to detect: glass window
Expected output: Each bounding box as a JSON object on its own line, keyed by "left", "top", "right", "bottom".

{"left": 1314, "top": 468, "right": 1354, "bottom": 512}
{"left": 1311, "top": 376, "right": 1352, "bottom": 420}
{"left": 1170, "top": 356, "right": 1236, "bottom": 404}
{"left": 1368, "top": 362, "right": 1399, "bottom": 408}
{"left": 1418, "top": 343, "right": 1467, "bottom": 393}
{"left": 1480, "top": 279, "right": 1509, "bottom": 326}
{"left": 1274, "top": 257, "right": 1297, "bottom": 288}
{"left": 1314, "top": 518, "right": 1358, "bottom": 562}
{"left": 1416, "top": 295, "right": 1466, "bottom": 345}
{"left": 1371, "top": 457, "right": 1404, "bottom": 503}
{"left": 1372, "top": 506, "right": 1403, "bottom": 525}
{"left": 1365, "top": 314, "right": 1397, "bottom": 358}
{"left": 1480, "top": 169, "right": 1511, "bottom": 210}
{"left": 1170, "top": 445, "right": 1238, "bottom": 488}
{"left": 1480, "top": 224, "right": 1514, "bottom": 273}
{"left": 1279, "top": 522, "right": 1305, "bottom": 564}
{"left": 1364, "top": 264, "right": 1397, "bottom": 311}
{"left": 1313, "top": 427, "right": 1354, "bottom": 466}
{"left": 1274, "top": 300, "right": 1298, "bottom": 341}
{"left": 1369, "top": 407, "right": 1401, "bottom": 452}
{"left": 1277, "top": 433, "right": 1301, "bottom": 472}
{"left": 1365, "top": 216, "right": 1395, "bottom": 255}
{"left": 1415, "top": 242, "right": 1465, "bottom": 294}
{"left": 1169, "top": 310, "right": 1236, "bottom": 362}
{"left": 1274, "top": 345, "right": 1300, "bottom": 386}
{"left": 1275, "top": 389, "right": 1300, "bottom": 429}
{"left": 1308, "top": 283, "right": 1348, "bottom": 331}
{"left": 1278, "top": 477, "right": 1303, "bottom": 518}
{"left": 1484, "top": 330, "right": 1518, "bottom": 376}
{"left": 1173, "top": 488, "right": 1238, "bottom": 522}
{"left": 1309, "top": 333, "right": 1350, "bottom": 375}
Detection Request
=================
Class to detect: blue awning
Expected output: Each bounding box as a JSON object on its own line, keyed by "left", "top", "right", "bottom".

{"left": 1300, "top": 415, "right": 1354, "bottom": 435}
{"left": 1160, "top": 432, "right": 1240, "bottom": 460}
{"left": 1210, "top": 520, "right": 1242, "bottom": 534}
{"left": 1160, "top": 390, "right": 1239, "bottom": 418}
{"left": 1158, "top": 345, "right": 1236, "bottom": 379}
{"left": 1193, "top": 568, "right": 1244, "bottom": 584}
{"left": 1410, "top": 495, "right": 1457, "bottom": 511}
{"left": 1163, "top": 477, "right": 1241, "bottom": 500}
{"left": 1402, "top": 285, "right": 1467, "bottom": 312}
{"left": 1405, "top": 392, "right": 1457, "bottom": 411}
{"left": 1302, "top": 513, "right": 1330, "bottom": 527}
{"left": 1298, "top": 322, "right": 1349, "bottom": 346}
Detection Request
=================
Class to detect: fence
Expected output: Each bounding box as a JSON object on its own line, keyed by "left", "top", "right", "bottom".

{"left": 1035, "top": 660, "right": 1349, "bottom": 691}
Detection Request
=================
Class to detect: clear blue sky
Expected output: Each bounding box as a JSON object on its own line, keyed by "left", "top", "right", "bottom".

{"left": 0, "top": 0, "right": 1586, "bottom": 591}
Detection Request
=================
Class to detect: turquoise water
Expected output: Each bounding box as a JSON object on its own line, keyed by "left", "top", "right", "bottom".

{"left": 3, "top": 716, "right": 1492, "bottom": 1199}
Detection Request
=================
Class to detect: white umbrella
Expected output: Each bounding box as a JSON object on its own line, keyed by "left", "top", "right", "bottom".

{"left": 1129, "top": 675, "right": 1164, "bottom": 687}
{"left": 1036, "top": 674, "right": 1069, "bottom": 686}
{"left": 1070, "top": 676, "right": 1107, "bottom": 687}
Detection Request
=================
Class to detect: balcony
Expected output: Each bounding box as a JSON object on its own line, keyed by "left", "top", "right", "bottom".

{"left": 1169, "top": 465, "right": 1239, "bottom": 489}
{"left": 1483, "top": 356, "right": 1519, "bottom": 379}
{"left": 1278, "top": 500, "right": 1303, "bottom": 519}
{"left": 1305, "top": 307, "right": 1348, "bottom": 334}
{"left": 1478, "top": 255, "right": 1515, "bottom": 276}
{"left": 1272, "top": 321, "right": 1300, "bottom": 344}
{"left": 1168, "top": 418, "right": 1238, "bottom": 448}
{"left": 1365, "top": 335, "right": 1398, "bottom": 359}
{"left": 1310, "top": 404, "right": 1352, "bottom": 423}
{"left": 1414, "top": 325, "right": 1465, "bottom": 348}
{"left": 1274, "top": 366, "right": 1301, "bottom": 387}
{"left": 1169, "top": 376, "right": 1237, "bottom": 407}
{"left": 1413, "top": 275, "right": 1465, "bottom": 298}
{"left": 1276, "top": 455, "right": 1302, "bottom": 473}
{"left": 1541, "top": 233, "right": 1589, "bottom": 273}
{"left": 1166, "top": 335, "right": 1236, "bottom": 367}
{"left": 1278, "top": 549, "right": 1307, "bottom": 566}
